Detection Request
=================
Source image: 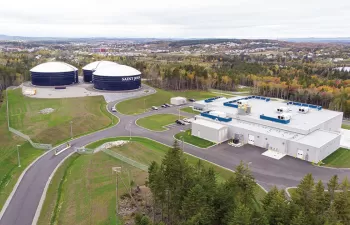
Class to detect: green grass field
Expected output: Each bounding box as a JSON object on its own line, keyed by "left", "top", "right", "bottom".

{"left": 136, "top": 114, "right": 184, "bottom": 131}
{"left": 322, "top": 148, "right": 350, "bottom": 168}
{"left": 0, "top": 89, "right": 117, "bottom": 212}
{"left": 38, "top": 152, "right": 145, "bottom": 225}
{"left": 42, "top": 137, "right": 266, "bottom": 224}
{"left": 175, "top": 129, "right": 215, "bottom": 148}
{"left": 342, "top": 124, "right": 350, "bottom": 130}
{"left": 0, "top": 95, "right": 43, "bottom": 211}
{"left": 180, "top": 107, "right": 201, "bottom": 115}
{"left": 116, "top": 88, "right": 217, "bottom": 115}
{"left": 8, "top": 89, "right": 116, "bottom": 144}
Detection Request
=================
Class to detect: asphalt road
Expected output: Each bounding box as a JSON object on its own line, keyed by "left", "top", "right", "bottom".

{"left": 1, "top": 91, "right": 350, "bottom": 225}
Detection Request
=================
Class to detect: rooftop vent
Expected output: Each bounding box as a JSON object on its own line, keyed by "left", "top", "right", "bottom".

{"left": 298, "top": 107, "right": 309, "bottom": 113}
{"left": 276, "top": 106, "right": 290, "bottom": 113}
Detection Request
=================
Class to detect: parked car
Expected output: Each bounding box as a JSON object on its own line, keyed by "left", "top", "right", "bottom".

{"left": 111, "top": 107, "right": 117, "bottom": 112}
{"left": 189, "top": 98, "right": 195, "bottom": 102}
{"left": 183, "top": 118, "right": 191, "bottom": 123}
{"left": 165, "top": 103, "right": 171, "bottom": 107}
{"left": 152, "top": 106, "right": 158, "bottom": 110}
{"left": 175, "top": 120, "right": 186, "bottom": 125}
{"left": 161, "top": 104, "right": 167, "bottom": 108}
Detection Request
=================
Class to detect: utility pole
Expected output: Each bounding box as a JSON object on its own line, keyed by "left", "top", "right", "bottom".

{"left": 112, "top": 167, "right": 122, "bottom": 215}
{"left": 70, "top": 121, "right": 73, "bottom": 139}
{"left": 16, "top": 145, "right": 21, "bottom": 167}
{"left": 129, "top": 121, "right": 132, "bottom": 140}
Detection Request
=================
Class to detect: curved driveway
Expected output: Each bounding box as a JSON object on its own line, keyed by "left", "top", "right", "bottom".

{"left": 1, "top": 91, "right": 350, "bottom": 225}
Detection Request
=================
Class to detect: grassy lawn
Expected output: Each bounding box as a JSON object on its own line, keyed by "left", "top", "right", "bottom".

{"left": 342, "top": 124, "right": 350, "bottom": 130}
{"left": 322, "top": 148, "right": 350, "bottom": 168}
{"left": 136, "top": 113, "right": 185, "bottom": 131}
{"left": 0, "top": 96, "right": 43, "bottom": 212}
{"left": 42, "top": 137, "right": 266, "bottom": 224}
{"left": 39, "top": 152, "right": 146, "bottom": 225}
{"left": 116, "top": 88, "right": 217, "bottom": 115}
{"left": 175, "top": 129, "right": 215, "bottom": 148}
{"left": 8, "top": 88, "right": 116, "bottom": 144}
{"left": 180, "top": 107, "right": 201, "bottom": 115}
{"left": 0, "top": 89, "right": 117, "bottom": 213}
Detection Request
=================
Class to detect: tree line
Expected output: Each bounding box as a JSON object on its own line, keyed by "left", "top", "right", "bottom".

{"left": 134, "top": 141, "right": 350, "bottom": 225}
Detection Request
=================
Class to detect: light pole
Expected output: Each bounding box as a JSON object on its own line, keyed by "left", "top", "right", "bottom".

{"left": 16, "top": 145, "right": 21, "bottom": 167}
{"left": 70, "top": 121, "right": 73, "bottom": 139}
{"left": 129, "top": 121, "right": 132, "bottom": 140}
{"left": 112, "top": 167, "right": 122, "bottom": 215}
{"left": 180, "top": 130, "right": 185, "bottom": 151}
{"left": 247, "top": 162, "right": 252, "bottom": 169}
{"left": 178, "top": 107, "right": 181, "bottom": 120}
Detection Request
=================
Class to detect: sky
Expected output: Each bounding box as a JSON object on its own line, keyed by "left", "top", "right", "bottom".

{"left": 0, "top": 0, "right": 350, "bottom": 38}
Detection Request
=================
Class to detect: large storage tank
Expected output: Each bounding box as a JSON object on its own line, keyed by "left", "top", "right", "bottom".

{"left": 82, "top": 61, "right": 119, "bottom": 82}
{"left": 30, "top": 62, "right": 78, "bottom": 86}
{"left": 93, "top": 64, "right": 141, "bottom": 91}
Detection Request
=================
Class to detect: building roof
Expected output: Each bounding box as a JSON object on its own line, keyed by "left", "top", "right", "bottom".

{"left": 30, "top": 62, "right": 78, "bottom": 73}
{"left": 192, "top": 119, "right": 227, "bottom": 130}
{"left": 82, "top": 61, "right": 119, "bottom": 71}
{"left": 196, "top": 96, "right": 342, "bottom": 135}
{"left": 295, "top": 130, "right": 340, "bottom": 148}
{"left": 93, "top": 64, "right": 141, "bottom": 77}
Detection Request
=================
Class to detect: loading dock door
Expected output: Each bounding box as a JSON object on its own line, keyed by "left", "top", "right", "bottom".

{"left": 297, "top": 149, "right": 304, "bottom": 160}
{"left": 248, "top": 134, "right": 255, "bottom": 145}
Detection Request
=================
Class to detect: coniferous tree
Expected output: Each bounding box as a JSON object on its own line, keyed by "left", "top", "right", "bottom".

{"left": 228, "top": 204, "right": 252, "bottom": 225}
{"left": 290, "top": 210, "right": 307, "bottom": 225}
{"left": 334, "top": 178, "right": 350, "bottom": 224}
{"left": 328, "top": 175, "right": 339, "bottom": 202}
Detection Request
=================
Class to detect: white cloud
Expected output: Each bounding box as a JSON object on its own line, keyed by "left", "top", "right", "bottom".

{"left": 0, "top": 0, "right": 349, "bottom": 38}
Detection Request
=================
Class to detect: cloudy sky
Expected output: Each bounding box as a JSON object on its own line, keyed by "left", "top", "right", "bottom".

{"left": 0, "top": 0, "right": 349, "bottom": 38}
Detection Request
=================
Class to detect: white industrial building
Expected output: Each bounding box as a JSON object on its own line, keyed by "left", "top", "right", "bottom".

{"left": 191, "top": 96, "right": 343, "bottom": 163}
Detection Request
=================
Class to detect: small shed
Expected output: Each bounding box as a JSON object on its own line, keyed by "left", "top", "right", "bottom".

{"left": 171, "top": 97, "right": 187, "bottom": 105}
{"left": 191, "top": 119, "right": 228, "bottom": 143}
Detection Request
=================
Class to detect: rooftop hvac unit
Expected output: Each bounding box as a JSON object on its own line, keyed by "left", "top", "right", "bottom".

{"left": 298, "top": 107, "right": 309, "bottom": 113}
{"left": 237, "top": 99, "right": 248, "bottom": 105}
{"left": 276, "top": 106, "right": 290, "bottom": 113}
{"left": 277, "top": 113, "right": 292, "bottom": 121}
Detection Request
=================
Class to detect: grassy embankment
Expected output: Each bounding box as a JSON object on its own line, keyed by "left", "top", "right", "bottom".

{"left": 39, "top": 137, "right": 266, "bottom": 225}
{"left": 321, "top": 148, "right": 350, "bottom": 168}
{"left": 136, "top": 113, "right": 185, "bottom": 131}
{"left": 180, "top": 107, "right": 201, "bottom": 115}
{"left": 116, "top": 88, "right": 217, "bottom": 115}
{"left": 0, "top": 89, "right": 116, "bottom": 212}
{"left": 342, "top": 124, "right": 350, "bottom": 130}
{"left": 175, "top": 129, "right": 215, "bottom": 148}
